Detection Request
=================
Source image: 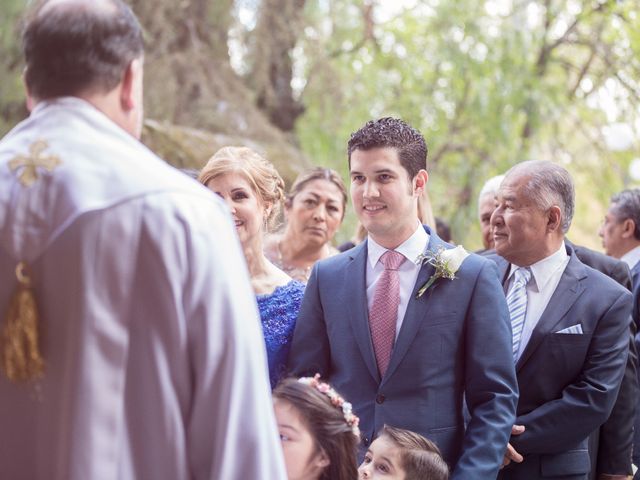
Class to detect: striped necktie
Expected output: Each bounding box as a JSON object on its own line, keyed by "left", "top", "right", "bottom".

{"left": 507, "top": 267, "right": 532, "bottom": 362}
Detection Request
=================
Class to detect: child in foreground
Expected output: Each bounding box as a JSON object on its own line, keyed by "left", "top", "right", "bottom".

{"left": 359, "top": 425, "right": 449, "bottom": 480}
{"left": 273, "top": 375, "right": 360, "bottom": 480}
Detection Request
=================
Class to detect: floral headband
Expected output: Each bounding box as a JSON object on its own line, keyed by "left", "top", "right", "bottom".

{"left": 298, "top": 373, "right": 360, "bottom": 437}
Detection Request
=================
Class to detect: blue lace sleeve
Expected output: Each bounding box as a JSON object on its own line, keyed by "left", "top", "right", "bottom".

{"left": 256, "top": 280, "right": 305, "bottom": 389}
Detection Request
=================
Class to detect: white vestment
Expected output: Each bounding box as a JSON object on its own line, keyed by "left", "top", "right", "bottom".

{"left": 0, "top": 98, "right": 286, "bottom": 480}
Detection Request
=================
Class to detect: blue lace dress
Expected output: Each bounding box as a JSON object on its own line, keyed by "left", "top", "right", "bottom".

{"left": 256, "top": 280, "right": 305, "bottom": 389}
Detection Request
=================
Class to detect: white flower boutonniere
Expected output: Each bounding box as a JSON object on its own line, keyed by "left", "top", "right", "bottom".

{"left": 415, "top": 245, "right": 470, "bottom": 298}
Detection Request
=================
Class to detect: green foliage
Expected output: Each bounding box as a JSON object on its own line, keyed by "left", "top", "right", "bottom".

{"left": 0, "top": 0, "right": 28, "bottom": 135}
{"left": 1, "top": 0, "right": 638, "bottom": 250}
{"left": 295, "top": 0, "right": 640, "bottom": 249}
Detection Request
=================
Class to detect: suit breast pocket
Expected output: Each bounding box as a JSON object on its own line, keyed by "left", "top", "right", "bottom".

{"left": 548, "top": 333, "right": 591, "bottom": 346}
{"left": 545, "top": 333, "right": 591, "bottom": 374}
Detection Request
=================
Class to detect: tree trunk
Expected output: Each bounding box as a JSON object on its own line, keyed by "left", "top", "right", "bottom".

{"left": 247, "top": 0, "right": 307, "bottom": 132}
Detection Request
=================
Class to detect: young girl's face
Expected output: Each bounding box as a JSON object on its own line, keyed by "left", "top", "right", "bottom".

{"left": 358, "top": 435, "right": 406, "bottom": 479}
{"left": 273, "top": 399, "right": 329, "bottom": 480}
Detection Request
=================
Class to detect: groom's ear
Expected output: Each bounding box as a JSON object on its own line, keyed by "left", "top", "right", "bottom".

{"left": 414, "top": 169, "right": 429, "bottom": 195}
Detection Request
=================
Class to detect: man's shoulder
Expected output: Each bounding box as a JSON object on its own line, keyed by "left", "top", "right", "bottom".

{"left": 571, "top": 241, "right": 622, "bottom": 272}
{"left": 0, "top": 100, "right": 224, "bottom": 240}
{"left": 568, "top": 253, "right": 631, "bottom": 303}
{"left": 137, "top": 184, "right": 228, "bottom": 233}
{"left": 569, "top": 241, "right": 632, "bottom": 290}
{"left": 457, "top": 248, "right": 503, "bottom": 277}
{"left": 316, "top": 243, "right": 363, "bottom": 272}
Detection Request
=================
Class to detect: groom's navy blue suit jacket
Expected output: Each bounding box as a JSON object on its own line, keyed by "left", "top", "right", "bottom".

{"left": 288, "top": 227, "right": 518, "bottom": 479}
{"left": 490, "top": 245, "right": 632, "bottom": 480}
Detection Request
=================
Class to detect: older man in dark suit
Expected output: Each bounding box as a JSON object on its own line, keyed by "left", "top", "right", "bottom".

{"left": 490, "top": 161, "right": 632, "bottom": 480}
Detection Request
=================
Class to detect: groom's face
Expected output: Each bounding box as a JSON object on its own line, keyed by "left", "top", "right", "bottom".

{"left": 350, "top": 147, "right": 425, "bottom": 248}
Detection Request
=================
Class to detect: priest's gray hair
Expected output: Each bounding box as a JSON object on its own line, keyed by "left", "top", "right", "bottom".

{"left": 505, "top": 161, "right": 575, "bottom": 233}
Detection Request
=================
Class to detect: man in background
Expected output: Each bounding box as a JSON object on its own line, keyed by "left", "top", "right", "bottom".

{"left": 491, "top": 161, "right": 631, "bottom": 479}
{"left": 0, "top": 1, "right": 285, "bottom": 479}
{"left": 600, "top": 188, "right": 640, "bottom": 319}
{"left": 600, "top": 188, "right": 640, "bottom": 478}
{"left": 477, "top": 174, "right": 504, "bottom": 252}
{"left": 480, "top": 173, "right": 637, "bottom": 479}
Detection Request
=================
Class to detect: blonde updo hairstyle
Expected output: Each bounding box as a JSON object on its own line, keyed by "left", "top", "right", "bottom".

{"left": 198, "top": 146, "right": 286, "bottom": 231}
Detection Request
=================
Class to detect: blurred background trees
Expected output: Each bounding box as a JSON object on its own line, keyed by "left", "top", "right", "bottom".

{"left": 1, "top": 0, "right": 639, "bottom": 249}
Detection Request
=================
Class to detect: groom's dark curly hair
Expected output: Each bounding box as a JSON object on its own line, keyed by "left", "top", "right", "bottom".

{"left": 347, "top": 117, "right": 428, "bottom": 179}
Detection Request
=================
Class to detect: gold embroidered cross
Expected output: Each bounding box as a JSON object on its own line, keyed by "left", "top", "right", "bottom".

{"left": 8, "top": 140, "right": 62, "bottom": 187}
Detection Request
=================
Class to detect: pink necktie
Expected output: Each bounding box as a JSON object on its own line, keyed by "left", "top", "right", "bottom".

{"left": 369, "top": 250, "right": 406, "bottom": 377}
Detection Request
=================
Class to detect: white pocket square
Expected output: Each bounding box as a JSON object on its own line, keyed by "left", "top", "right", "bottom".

{"left": 555, "top": 324, "right": 583, "bottom": 334}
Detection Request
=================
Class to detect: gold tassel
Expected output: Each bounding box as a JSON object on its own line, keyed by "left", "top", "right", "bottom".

{"left": 1, "top": 261, "right": 44, "bottom": 382}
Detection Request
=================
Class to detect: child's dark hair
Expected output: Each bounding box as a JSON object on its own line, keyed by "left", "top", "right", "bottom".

{"left": 273, "top": 377, "right": 359, "bottom": 480}
{"left": 379, "top": 425, "right": 449, "bottom": 480}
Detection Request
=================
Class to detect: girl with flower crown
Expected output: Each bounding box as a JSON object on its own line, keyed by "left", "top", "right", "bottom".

{"left": 272, "top": 375, "right": 360, "bottom": 480}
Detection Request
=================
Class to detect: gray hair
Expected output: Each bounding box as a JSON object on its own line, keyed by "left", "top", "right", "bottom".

{"left": 478, "top": 174, "right": 505, "bottom": 215}
{"left": 479, "top": 175, "right": 505, "bottom": 200}
{"left": 505, "top": 161, "right": 575, "bottom": 233}
{"left": 610, "top": 188, "right": 640, "bottom": 241}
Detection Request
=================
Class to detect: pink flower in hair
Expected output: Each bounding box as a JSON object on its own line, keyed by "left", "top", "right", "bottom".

{"left": 298, "top": 373, "right": 361, "bottom": 437}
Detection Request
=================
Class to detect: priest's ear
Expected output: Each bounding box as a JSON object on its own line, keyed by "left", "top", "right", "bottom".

{"left": 120, "top": 58, "right": 144, "bottom": 112}
{"left": 119, "top": 57, "right": 144, "bottom": 138}
{"left": 22, "top": 68, "right": 36, "bottom": 112}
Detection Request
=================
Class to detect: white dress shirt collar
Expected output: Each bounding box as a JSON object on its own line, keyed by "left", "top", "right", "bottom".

{"left": 508, "top": 241, "right": 568, "bottom": 293}
{"left": 367, "top": 223, "right": 430, "bottom": 268}
{"left": 621, "top": 245, "right": 640, "bottom": 270}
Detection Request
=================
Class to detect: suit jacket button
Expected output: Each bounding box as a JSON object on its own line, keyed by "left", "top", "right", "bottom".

{"left": 376, "top": 394, "right": 385, "bottom": 404}
{"left": 363, "top": 436, "right": 369, "bottom": 446}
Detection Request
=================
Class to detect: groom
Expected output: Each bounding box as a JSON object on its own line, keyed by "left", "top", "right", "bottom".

{"left": 289, "top": 117, "right": 518, "bottom": 478}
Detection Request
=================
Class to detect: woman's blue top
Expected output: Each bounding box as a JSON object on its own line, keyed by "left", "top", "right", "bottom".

{"left": 256, "top": 280, "right": 305, "bottom": 389}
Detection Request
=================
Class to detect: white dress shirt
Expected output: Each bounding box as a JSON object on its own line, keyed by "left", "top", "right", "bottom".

{"left": 366, "top": 223, "right": 430, "bottom": 339}
{"left": 621, "top": 245, "right": 640, "bottom": 270}
{"left": 507, "top": 242, "right": 570, "bottom": 361}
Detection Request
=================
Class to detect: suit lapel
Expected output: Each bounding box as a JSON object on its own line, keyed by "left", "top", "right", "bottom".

{"left": 631, "top": 261, "right": 640, "bottom": 287}
{"left": 495, "top": 256, "right": 510, "bottom": 292}
{"left": 515, "top": 251, "right": 587, "bottom": 371}
{"left": 383, "top": 228, "right": 443, "bottom": 384}
{"left": 346, "top": 241, "right": 381, "bottom": 383}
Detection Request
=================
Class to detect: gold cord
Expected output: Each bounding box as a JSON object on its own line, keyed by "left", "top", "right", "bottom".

{"left": 1, "top": 261, "right": 44, "bottom": 382}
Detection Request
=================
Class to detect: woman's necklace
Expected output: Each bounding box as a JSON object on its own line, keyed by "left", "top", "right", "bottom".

{"left": 277, "top": 239, "right": 312, "bottom": 281}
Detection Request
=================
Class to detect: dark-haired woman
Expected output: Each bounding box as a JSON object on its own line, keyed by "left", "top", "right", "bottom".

{"left": 265, "top": 167, "right": 347, "bottom": 283}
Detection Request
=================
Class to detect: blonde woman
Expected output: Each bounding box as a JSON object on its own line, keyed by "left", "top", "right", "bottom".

{"left": 199, "top": 147, "right": 304, "bottom": 388}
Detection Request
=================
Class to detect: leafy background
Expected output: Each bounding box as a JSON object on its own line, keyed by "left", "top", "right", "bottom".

{"left": 1, "top": 0, "right": 639, "bottom": 250}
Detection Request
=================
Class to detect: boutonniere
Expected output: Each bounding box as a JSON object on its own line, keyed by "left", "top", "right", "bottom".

{"left": 415, "top": 245, "right": 470, "bottom": 298}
